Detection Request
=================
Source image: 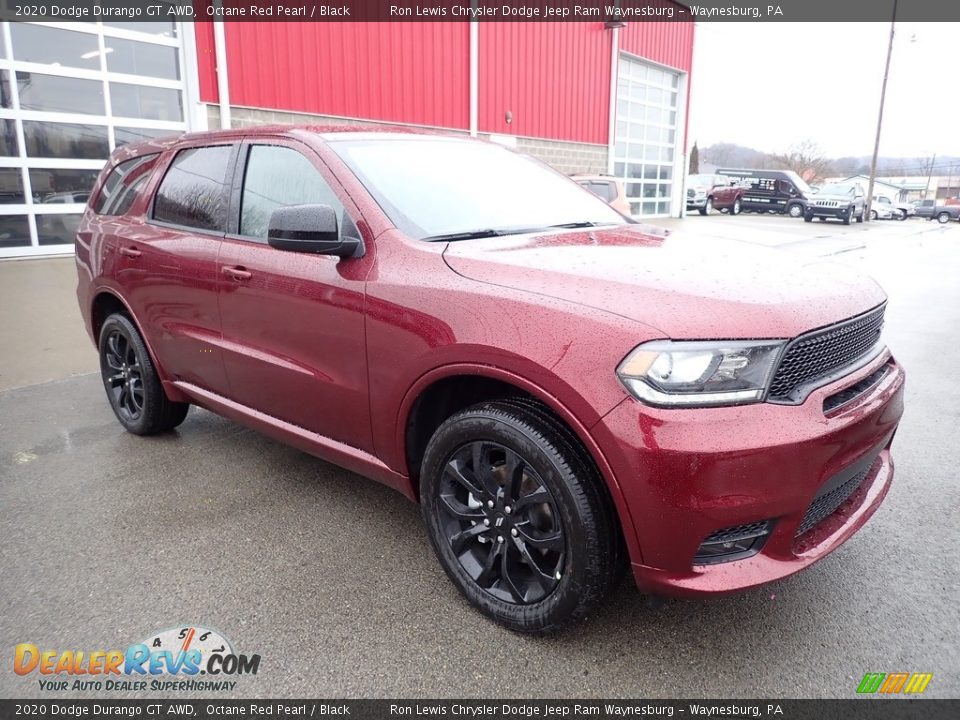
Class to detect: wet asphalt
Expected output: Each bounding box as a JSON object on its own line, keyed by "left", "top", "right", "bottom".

{"left": 1, "top": 217, "right": 958, "bottom": 699}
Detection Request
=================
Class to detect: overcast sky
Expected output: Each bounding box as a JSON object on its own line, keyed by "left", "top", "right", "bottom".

{"left": 688, "top": 22, "right": 958, "bottom": 160}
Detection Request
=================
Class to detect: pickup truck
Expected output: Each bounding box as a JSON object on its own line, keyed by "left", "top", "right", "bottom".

{"left": 686, "top": 174, "right": 746, "bottom": 216}
{"left": 913, "top": 199, "right": 960, "bottom": 223}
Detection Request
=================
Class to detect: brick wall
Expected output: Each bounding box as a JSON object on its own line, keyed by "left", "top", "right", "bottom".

{"left": 206, "top": 104, "right": 608, "bottom": 176}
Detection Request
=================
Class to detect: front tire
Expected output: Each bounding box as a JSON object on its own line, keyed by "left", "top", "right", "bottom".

{"left": 730, "top": 198, "right": 742, "bottom": 216}
{"left": 699, "top": 197, "right": 713, "bottom": 216}
{"left": 420, "top": 401, "right": 619, "bottom": 633}
{"left": 842, "top": 207, "right": 852, "bottom": 225}
{"left": 99, "top": 314, "right": 189, "bottom": 435}
{"left": 803, "top": 214, "right": 813, "bottom": 223}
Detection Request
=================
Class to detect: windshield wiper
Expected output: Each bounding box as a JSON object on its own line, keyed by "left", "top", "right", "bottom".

{"left": 422, "top": 229, "right": 507, "bottom": 242}
{"left": 423, "top": 227, "right": 547, "bottom": 242}
{"left": 547, "top": 221, "right": 603, "bottom": 229}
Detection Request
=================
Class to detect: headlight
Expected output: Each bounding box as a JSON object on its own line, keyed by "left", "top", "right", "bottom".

{"left": 616, "top": 340, "right": 785, "bottom": 407}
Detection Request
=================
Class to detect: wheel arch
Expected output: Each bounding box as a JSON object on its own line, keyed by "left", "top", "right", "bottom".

{"left": 89, "top": 288, "right": 184, "bottom": 401}
{"left": 397, "top": 363, "right": 643, "bottom": 565}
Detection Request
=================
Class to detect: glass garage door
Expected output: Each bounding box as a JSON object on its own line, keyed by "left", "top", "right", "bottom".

{"left": 613, "top": 55, "right": 680, "bottom": 217}
{"left": 0, "top": 21, "right": 189, "bottom": 258}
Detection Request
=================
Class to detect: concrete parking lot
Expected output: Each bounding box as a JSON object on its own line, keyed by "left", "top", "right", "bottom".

{"left": 1, "top": 215, "right": 958, "bottom": 699}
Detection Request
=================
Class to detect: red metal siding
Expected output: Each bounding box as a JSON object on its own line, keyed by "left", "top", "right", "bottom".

{"left": 620, "top": 21, "right": 695, "bottom": 73}
{"left": 194, "top": 21, "right": 218, "bottom": 103}
{"left": 219, "top": 22, "right": 469, "bottom": 129}
{"left": 479, "top": 22, "right": 612, "bottom": 145}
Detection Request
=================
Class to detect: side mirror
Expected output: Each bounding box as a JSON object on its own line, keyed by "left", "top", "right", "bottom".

{"left": 267, "top": 204, "right": 361, "bottom": 258}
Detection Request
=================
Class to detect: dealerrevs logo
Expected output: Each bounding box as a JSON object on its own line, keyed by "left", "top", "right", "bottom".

{"left": 14, "top": 625, "right": 261, "bottom": 692}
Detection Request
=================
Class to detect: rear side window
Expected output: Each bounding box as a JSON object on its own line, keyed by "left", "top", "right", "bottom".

{"left": 153, "top": 145, "right": 232, "bottom": 232}
{"left": 239, "top": 145, "right": 344, "bottom": 240}
{"left": 93, "top": 154, "right": 158, "bottom": 216}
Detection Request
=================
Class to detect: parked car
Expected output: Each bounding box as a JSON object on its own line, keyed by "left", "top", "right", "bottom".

{"left": 716, "top": 168, "right": 811, "bottom": 217}
{"left": 913, "top": 199, "right": 960, "bottom": 223}
{"left": 685, "top": 174, "right": 746, "bottom": 215}
{"left": 76, "top": 127, "right": 904, "bottom": 633}
{"left": 571, "top": 174, "right": 631, "bottom": 216}
{"left": 870, "top": 196, "right": 902, "bottom": 220}
{"left": 804, "top": 182, "right": 866, "bottom": 225}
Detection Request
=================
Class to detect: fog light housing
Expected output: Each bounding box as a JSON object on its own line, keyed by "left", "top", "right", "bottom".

{"left": 693, "top": 520, "right": 773, "bottom": 565}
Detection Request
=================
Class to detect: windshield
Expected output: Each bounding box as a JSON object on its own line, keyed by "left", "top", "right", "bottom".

{"left": 819, "top": 183, "right": 856, "bottom": 196}
{"left": 330, "top": 137, "right": 627, "bottom": 240}
{"left": 687, "top": 174, "right": 715, "bottom": 186}
{"left": 783, "top": 171, "right": 812, "bottom": 195}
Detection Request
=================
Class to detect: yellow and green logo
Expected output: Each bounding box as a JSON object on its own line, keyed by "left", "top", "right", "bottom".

{"left": 856, "top": 672, "right": 933, "bottom": 694}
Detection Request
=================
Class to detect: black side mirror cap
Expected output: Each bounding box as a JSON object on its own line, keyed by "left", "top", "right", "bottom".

{"left": 267, "top": 204, "right": 361, "bottom": 258}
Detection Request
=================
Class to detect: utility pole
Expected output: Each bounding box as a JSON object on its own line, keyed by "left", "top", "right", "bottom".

{"left": 865, "top": 0, "right": 897, "bottom": 222}
{"left": 924, "top": 153, "right": 937, "bottom": 200}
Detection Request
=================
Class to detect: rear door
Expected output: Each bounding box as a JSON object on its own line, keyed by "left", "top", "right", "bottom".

{"left": 216, "top": 138, "right": 373, "bottom": 452}
{"left": 118, "top": 142, "right": 238, "bottom": 395}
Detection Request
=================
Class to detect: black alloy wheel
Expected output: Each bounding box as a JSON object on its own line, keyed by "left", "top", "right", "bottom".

{"left": 99, "top": 313, "right": 190, "bottom": 435}
{"left": 420, "top": 401, "right": 621, "bottom": 633}
{"left": 436, "top": 440, "right": 565, "bottom": 605}
{"left": 103, "top": 327, "right": 145, "bottom": 422}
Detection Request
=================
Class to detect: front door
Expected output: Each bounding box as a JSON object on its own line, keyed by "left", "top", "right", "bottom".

{"left": 217, "top": 139, "right": 372, "bottom": 452}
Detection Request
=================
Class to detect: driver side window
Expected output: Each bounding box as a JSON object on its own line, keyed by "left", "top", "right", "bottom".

{"left": 239, "top": 145, "right": 345, "bottom": 240}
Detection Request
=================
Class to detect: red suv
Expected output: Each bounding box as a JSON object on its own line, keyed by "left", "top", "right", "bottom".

{"left": 76, "top": 127, "right": 904, "bottom": 633}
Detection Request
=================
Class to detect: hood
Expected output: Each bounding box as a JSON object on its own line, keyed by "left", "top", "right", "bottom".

{"left": 442, "top": 225, "right": 886, "bottom": 339}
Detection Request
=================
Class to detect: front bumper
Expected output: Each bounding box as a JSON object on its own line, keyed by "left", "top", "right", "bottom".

{"left": 593, "top": 350, "right": 904, "bottom": 596}
{"left": 808, "top": 204, "right": 853, "bottom": 218}
{"left": 686, "top": 197, "right": 707, "bottom": 209}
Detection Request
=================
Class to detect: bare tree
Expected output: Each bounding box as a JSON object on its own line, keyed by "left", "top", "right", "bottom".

{"left": 769, "top": 140, "right": 835, "bottom": 183}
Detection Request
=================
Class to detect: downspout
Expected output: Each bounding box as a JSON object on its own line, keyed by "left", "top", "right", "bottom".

{"left": 212, "top": 12, "right": 231, "bottom": 130}
{"left": 607, "top": 26, "right": 620, "bottom": 174}
{"left": 469, "top": 19, "right": 478, "bottom": 137}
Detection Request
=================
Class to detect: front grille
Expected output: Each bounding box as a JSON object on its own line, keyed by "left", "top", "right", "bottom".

{"left": 823, "top": 364, "right": 891, "bottom": 413}
{"left": 814, "top": 199, "right": 841, "bottom": 207}
{"left": 796, "top": 463, "right": 875, "bottom": 538}
{"left": 768, "top": 305, "right": 885, "bottom": 402}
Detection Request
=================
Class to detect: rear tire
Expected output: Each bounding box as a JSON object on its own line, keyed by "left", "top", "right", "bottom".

{"left": 937, "top": 212, "right": 951, "bottom": 224}
{"left": 420, "top": 401, "right": 619, "bottom": 633}
{"left": 99, "top": 314, "right": 189, "bottom": 435}
{"left": 787, "top": 203, "right": 803, "bottom": 218}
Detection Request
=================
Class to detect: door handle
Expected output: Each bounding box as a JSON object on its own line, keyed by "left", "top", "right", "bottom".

{"left": 118, "top": 246, "right": 141, "bottom": 258}
{"left": 222, "top": 265, "right": 252, "bottom": 281}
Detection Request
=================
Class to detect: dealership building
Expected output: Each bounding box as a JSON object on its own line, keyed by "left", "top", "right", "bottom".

{"left": 0, "top": 15, "right": 694, "bottom": 259}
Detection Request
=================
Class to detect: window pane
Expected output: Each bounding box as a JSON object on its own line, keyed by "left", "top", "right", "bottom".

{"left": 110, "top": 83, "right": 182, "bottom": 121}
{"left": 240, "top": 145, "right": 343, "bottom": 239}
{"left": 106, "top": 39, "right": 179, "bottom": 80}
{"left": 23, "top": 122, "right": 109, "bottom": 160}
{"left": 153, "top": 145, "right": 232, "bottom": 232}
{"left": 103, "top": 21, "right": 177, "bottom": 38}
{"left": 0, "top": 169, "right": 26, "bottom": 204}
{"left": 0, "top": 119, "right": 18, "bottom": 156}
{"left": 17, "top": 73, "right": 105, "bottom": 115}
{"left": 37, "top": 213, "right": 81, "bottom": 246}
{"left": 94, "top": 154, "right": 159, "bottom": 215}
{"left": 1, "top": 71, "right": 12, "bottom": 109}
{"left": 10, "top": 25, "right": 100, "bottom": 70}
{"left": 115, "top": 126, "right": 178, "bottom": 147}
{"left": 0, "top": 215, "right": 31, "bottom": 248}
{"left": 30, "top": 169, "right": 99, "bottom": 205}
